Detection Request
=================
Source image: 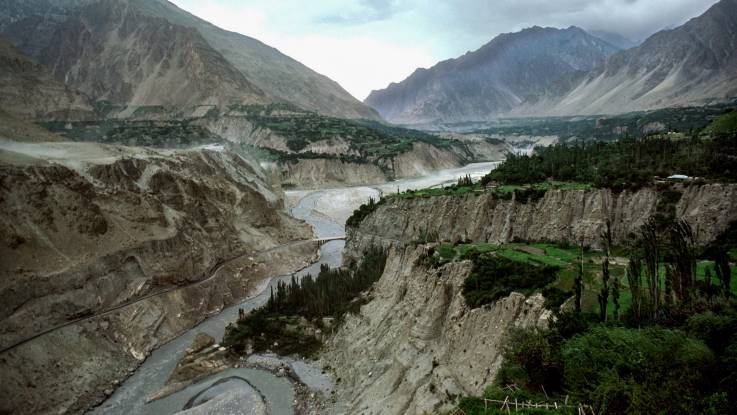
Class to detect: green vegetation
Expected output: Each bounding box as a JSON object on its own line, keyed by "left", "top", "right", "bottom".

{"left": 346, "top": 197, "right": 385, "bottom": 228}
{"left": 393, "top": 174, "right": 590, "bottom": 203}
{"left": 466, "top": 102, "right": 736, "bottom": 143}
{"left": 452, "top": 217, "right": 737, "bottom": 415}
{"left": 42, "top": 119, "right": 222, "bottom": 148}
{"left": 462, "top": 254, "right": 558, "bottom": 308}
{"left": 703, "top": 109, "right": 737, "bottom": 136}
{"left": 222, "top": 247, "right": 387, "bottom": 357}
{"left": 227, "top": 103, "right": 456, "bottom": 161}
{"left": 482, "top": 135, "right": 737, "bottom": 190}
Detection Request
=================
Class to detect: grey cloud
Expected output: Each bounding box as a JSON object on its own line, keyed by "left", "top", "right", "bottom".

{"left": 317, "top": 0, "right": 398, "bottom": 24}
{"left": 425, "top": 0, "right": 719, "bottom": 47}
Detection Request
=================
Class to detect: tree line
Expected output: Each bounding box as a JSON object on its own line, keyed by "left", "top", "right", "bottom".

{"left": 482, "top": 134, "right": 737, "bottom": 190}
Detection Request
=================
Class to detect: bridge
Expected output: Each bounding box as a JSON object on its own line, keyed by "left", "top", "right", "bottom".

{"left": 0, "top": 236, "right": 346, "bottom": 354}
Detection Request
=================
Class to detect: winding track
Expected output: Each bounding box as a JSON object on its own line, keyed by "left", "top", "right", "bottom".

{"left": 0, "top": 236, "right": 345, "bottom": 355}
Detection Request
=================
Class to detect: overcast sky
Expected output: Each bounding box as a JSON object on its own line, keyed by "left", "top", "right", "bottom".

{"left": 170, "top": 0, "right": 720, "bottom": 101}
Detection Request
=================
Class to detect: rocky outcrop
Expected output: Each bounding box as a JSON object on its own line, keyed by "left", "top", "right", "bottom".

{"left": 0, "top": 141, "right": 315, "bottom": 414}
{"left": 345, "top": 185, "right": 737, "bottom": 261}
{"left": 390, "top": 142, "right": 464, "bottom": 179}
{"left": 322, "top": 245, "right": 551, "bottom": 414}
{"left": 281, "top": 159, "right": 388, "bottom": 189}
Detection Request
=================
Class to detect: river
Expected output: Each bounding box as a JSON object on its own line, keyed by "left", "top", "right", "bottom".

{"left": 92, "top": 162, "right": 497, "bottom": 415}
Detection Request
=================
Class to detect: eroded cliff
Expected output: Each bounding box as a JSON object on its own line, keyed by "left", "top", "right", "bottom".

{"left": 0, "top": 141, "right": 315, "bottom": 414}
{"left": 345, "top": 184, "right": 737, "bottom": 262}
{"left": 322, "top": 245, "right": 550, "bottom": 414}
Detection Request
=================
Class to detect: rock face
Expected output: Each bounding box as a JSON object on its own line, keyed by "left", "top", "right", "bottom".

{"left": 280, "top": 159, "right": 389, "bottom": 189}
{"left": 322, "top": 245, "right": 551, "bottom": 414}
{"left": 345, "top": 185, "right": 737, "bottom": 259}
{"left": 14, "top": 0, "right": 266, "bottom": 109}
{"left": 1, "top": 0, "right": 379, "bottom": 120}
{"left": 0, "top": 36, "right": 93, "bottom": 120}
{"left": 518, "top": 0, "right": 737, "bottom": 116}
{"left": 0, "top": 141, "right": 315, "bottom": 414}
{"left": 365, "top": 26, "right": 617, "bottom": 125}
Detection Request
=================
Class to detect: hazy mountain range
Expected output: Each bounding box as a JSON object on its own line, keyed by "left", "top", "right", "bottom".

{"left": 0, "top": 0, "right": 380, "bottom": 120}
{"left": 365, "top": 26, "right": 618, "bottom": 125}
{"left": 366, "top": 0, "right": 737, "bottom": 125}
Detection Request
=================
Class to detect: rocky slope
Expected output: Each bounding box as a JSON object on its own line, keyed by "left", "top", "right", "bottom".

{"left": 345, "top": 184, "right": 737, "bottom": 258}
{"left": 0, "top": 141, "right": 315, "bottom": 414}
{"left": 322, "top": 245, "right": 550, "bottom": 414}
{"left": 24, "top": 0, "right": 266, "bottom": 109}
{"left": 518, "top": 0, "right": 737, "bottom": 116}
{"left": 365, "top": 26, "right": 617, "bottom": 125}
{"left": 0, "top": 36, "right": 93, "bottom": 120}
{"left": 1, "top": 0, "right": 378, "bottom": 120}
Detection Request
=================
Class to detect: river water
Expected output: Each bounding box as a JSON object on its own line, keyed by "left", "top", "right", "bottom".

{"left": 92, "top": 162, "right": 497, "bottom": 415}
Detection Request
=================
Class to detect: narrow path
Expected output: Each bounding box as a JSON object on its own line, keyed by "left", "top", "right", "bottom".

{"left": 0, "top": 236, "right": 345, "bottom": 355}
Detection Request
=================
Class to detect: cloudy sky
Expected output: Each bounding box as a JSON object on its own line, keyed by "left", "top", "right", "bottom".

{"left": 170, "top": 0, "right": 720, "bottom": 101}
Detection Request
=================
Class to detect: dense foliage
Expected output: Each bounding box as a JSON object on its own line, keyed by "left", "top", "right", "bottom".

{"left": 265, "top": 247, "right": 388, "bottom": 318}
{"left": 462, "top": 254, "right": 559, "bottom": 308}
{"left": 346, "top": 197, "right": 384, "bottom": 228}
{"left": 459, "top": 217, "right": 737, "bottom": 415}
{"left": 470, "top": 102, "right": 736, "bottom": 142}
{"left": 43, "top": 119, "right": 221, "bottom": 148}
{"left": 482, "top": 135, "right": 737, "bottom": 189}
{"left": 222, "top": 248, "right": 387, "bottom": 357}
{"left": 231, "top": 103, "right": 455, "bottom": 160}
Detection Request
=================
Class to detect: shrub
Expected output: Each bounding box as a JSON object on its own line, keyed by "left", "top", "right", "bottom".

{"left": 561, "top": 326, "right": 714, "bottom": 414}
{"left": 462, "top": 254, "right": 558, "bottom": 308}
{"left": 497, "top": 328, "right": 563, "bottom": 394}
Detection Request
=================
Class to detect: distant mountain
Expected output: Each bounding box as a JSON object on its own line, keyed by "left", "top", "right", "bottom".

{"left": 589, "top": 30, "right": 639, "bottom": 50}
{"left": 518, "top": 0, "right": 737, "bottom": 116}
{"left": 364, "top": 26, "right": 618, "bottom": 125}
{"left": 0, "top": 0, "right": 379, "bottom": 120}
{"left": 0, "top": 36, "right": 92, "bottom": 120}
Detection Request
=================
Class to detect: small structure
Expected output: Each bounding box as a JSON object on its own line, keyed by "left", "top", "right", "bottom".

{"left": 667, "top": 174, "right": 692, "bottom": 181}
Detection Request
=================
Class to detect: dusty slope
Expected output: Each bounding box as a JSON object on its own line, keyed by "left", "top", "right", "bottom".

{"left": 0, "top": 36, "right": 92, "bottom": 120}
{"left": 322, "top": 245, "right": 550, "bottom": 415}
{"left": 0, "top": 141, "right": 314, "bottom": 414}
{"left": 517, "top": 0, "right": 737, "bottom": 116}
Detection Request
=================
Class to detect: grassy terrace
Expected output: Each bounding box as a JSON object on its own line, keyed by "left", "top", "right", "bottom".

{"left": 393, "top": 179, "right": 591, "bottom": 200}
{"left": 429, "top": 241, "right": 737, "bottom": 313}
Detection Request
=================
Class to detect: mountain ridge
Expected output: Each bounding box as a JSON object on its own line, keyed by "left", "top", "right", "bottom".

{"left": 364, "top": 25, "right": 619, "bottom": 125}
{"left": 0, "top": 0, "right": 380, "bottom": 120}
{"left": 514, "top": 0, "right": 737, "bottom": 116}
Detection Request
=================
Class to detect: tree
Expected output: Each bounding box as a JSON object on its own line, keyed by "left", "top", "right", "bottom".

{"left": 715, "top": 251, "right": 732, "bottom": 298}
{"left": 627, "top": 256, "right": 644, "bottom": 326}
{"left": 640, "top": 219, "right": 661, "bottom": 319}
{"left": 612, "top": 276, "right": 621, "bottom": 320}
{"left": 598, "top": 221, "right": 612, "bottom": 321}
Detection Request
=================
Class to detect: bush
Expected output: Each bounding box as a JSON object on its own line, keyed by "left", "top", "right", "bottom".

{"left": 497, "top": 328, "right": 563, "bottom": 394}
{"left": 561, "top": 326, "right": 714, "bottom": 414}
{"left": 462, "top": 254, "right": 559, "bottom": 308}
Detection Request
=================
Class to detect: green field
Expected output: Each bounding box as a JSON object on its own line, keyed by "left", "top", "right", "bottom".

{"left": 435, "top": 241, "right": 737, "bottom": 315}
